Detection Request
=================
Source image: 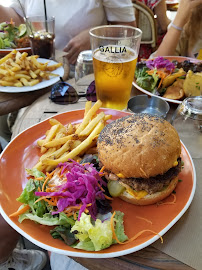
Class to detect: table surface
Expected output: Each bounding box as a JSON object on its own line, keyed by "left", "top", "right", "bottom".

{"left": 11, "top": 76, "right": 199, "bottom": 270}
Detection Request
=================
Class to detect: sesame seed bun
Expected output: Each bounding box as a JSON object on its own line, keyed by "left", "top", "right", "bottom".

{"left": 98, "top": 114, "right": 181, "bottom": 178}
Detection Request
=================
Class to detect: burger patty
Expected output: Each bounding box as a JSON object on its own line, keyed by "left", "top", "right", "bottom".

{"left": 106, "top": 158, "right": 181, "bottom": 194}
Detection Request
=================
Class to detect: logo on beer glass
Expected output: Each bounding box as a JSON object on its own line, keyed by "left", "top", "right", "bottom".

{"left": 99, "top": 46, "right": 125, "bottom": 77}
{"left": 99, "top": 46, "right": 127, "bottom": 54}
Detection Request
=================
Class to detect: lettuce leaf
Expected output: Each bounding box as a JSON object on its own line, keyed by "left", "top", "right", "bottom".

{"left": 71, "top": 211, "right": 128, "bottom": 251}
{"left": 113, "top": 211, "right": 128, "bottom": 244}
{"left": 18, "top": 212, "right": 75, "bottom": 227}
{"left": 17, "top": 169, "right": 46, "bottom": 217}
{"left": 50, "top": 225, "right": 77, "bottom": 246}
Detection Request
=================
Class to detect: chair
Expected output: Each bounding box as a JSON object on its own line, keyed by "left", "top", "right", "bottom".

{"left": 132, "top": 0, "right": 158, "bottom": 51}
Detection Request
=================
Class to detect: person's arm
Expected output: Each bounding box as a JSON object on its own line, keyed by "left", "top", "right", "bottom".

{"left": 155, "top": 0, "right": 202, "bottom": 56}
{"left": 0, "top": 5, "right": 23, "bottom": 25}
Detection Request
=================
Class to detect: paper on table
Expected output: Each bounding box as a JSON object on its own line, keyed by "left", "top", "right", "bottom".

{"left": 55, "top": 50, "right": 69, "bottom": 80}
{"left": 152, "top": 158, "right": 202, "bottom": 270}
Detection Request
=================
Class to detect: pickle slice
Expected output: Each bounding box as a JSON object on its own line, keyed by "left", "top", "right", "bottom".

{"left": 107, "top": 180, "right": 125, "bottom": 197}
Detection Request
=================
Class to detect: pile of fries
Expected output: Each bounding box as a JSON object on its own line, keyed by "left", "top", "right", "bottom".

{"left": 0, "top": 49, "right": 62, "bottom": 87}
{"left": 34, "top": 100, "right": 112, "bottom": 172}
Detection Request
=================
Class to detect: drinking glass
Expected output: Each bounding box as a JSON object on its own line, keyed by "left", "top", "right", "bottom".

{"left": 171, "top": 96, "right": 202, "bottom": 158}
{"left": 75, "top": 50, "right": 94, "bottom": 94}
{"left": 26, "top": 16, "right": 55, "bottom": 59}
{"left": 89, "top": 25, "right": 142, "bottom": 110}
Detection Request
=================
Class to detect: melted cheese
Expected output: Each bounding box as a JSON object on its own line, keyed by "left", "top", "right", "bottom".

{"left": 116, "top": 173, "right": 125, "bottom": 178}
{"left": 127, "top": 188, "right": 148, "bottom": 200}
{"left": 119, "top": 182, "right": 148, "bottom": 200}
{"left": 173, "top": 161, "right": 178, "bottom": 167}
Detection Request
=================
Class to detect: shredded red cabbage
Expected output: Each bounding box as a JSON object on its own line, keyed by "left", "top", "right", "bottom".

{"left": 35, "top": 160, "right": 106, "bottom": 220}
{"left": 146, "top": 56, "right": 175, "bottom": 72}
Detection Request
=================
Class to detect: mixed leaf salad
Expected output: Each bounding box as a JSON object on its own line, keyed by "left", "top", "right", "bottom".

{"left": 0, "top": 20, "right": 28, "bottom": 49}
{"left": 10, "top": 156, "right": 128, "bottom": 251}
{"left": 135, "top": 57, "right": 202, "bottom": 100}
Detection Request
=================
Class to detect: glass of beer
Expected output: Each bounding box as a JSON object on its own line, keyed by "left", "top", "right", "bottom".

{"left": 89, "top": 25, "right": 142, "bottom": 110}
{"left": 26, "top": 16, "right": 55, "bottom": 59}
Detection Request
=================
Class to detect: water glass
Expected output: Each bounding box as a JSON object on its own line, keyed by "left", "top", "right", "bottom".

{"left": 26, "top": 16, "right": 55, "bottom": 59}
{"left": 171, "top": 96, "right": 202, "bottom": 158}
{"left": 89, "top": 25, "right": 142, "bottom": 110}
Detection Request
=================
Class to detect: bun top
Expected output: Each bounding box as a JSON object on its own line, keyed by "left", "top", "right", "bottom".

{"left": 98, "top": 114, "right": 181, "bottom": 178}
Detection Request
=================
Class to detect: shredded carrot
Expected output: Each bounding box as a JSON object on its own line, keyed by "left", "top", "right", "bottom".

{"left": 42, "top": 170, "right": 56, "bottom": 192}
{"left": 157, "top": 193, "right": 176, "bottom": 206}
{"left": 110, "top": 211, "right": 163, "bottom": 245}
{"left": 38, "top": 186, "right": 41, "bottom": 192}
{"left": 48, "top": 184, "right": 57, "bottom": 187}
{"left": 42, "top": 177, "right": 50, "bottom": 192}
{"left": 43, "top": 198, "right": 57, "bottom": 206}
{"left": 46, "top": 169, "right": 56, "bottom": 178}
{"left": 73, "top": 212, "right": 77, "bottom": 220}
{"left": 34, "top": 196, "right": 51, "bottom": 204}
{"left": 104, "top": 194, "right": 113, "bottom": 200}
{"left": 66, "top": 212, "right": 73, "bottom": 217}
{"left": 136, "top": 216, "right": 153, "bottom": 225}
{"left": 99, "top": 166, "right": 105, "bottom": 173}
{"left": 10, "top": 205, "right": 30, "bottom": 217}
{"left": 35, "top": 177, "right": 44, "bottom": 181}
{"left": 97, "top": 182, "right": 105, "bottom": 192}
{"left": 64, "top": 203, "right": 92, "bottom": 213}
{"left": 146, "top": 69, "right": 167, "bottom": 89}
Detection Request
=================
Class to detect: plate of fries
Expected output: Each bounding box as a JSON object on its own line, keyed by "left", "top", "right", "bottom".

{"left": 0, "top": 100, "right": 196, "bottom": 257}
{"left": 0, "top": 49, "right": 64, "bottom": 93}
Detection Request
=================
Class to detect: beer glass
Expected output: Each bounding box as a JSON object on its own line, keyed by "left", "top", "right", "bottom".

{"left": 89, "top": 25, "right": 142, "bottom": 110}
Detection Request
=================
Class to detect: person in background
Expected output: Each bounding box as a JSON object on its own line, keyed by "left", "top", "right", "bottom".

{"left": 137, "top": 0, "right": 170, "bottom": 34}
{"left": 0, "top": 214, "right": 47, "bottom": 270}
{"left": 0, "top": 1, "right": 136, "bottom": 269}
{"left": 135, "top": 0, "right": 170, "bottom": 59}
{"left": 7, "top": 0, "right": 136, "bottom": 65}
{"left": 153, "top": 0, "right": 202, "bottom": 57}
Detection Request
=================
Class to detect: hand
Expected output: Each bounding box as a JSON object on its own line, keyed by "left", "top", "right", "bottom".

{"left": 63, "top": 29, "right": 91, "bottom": 65}
{"left": 174, "top": 0, "right": 202, "bottom": 27}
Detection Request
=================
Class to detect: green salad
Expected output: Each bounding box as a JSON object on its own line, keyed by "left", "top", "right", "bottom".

{"left": 0, "top": 20, "right": 27, "bottom": 49}
{"left": 11, "top": 157, "right": 128, "bottom": 251}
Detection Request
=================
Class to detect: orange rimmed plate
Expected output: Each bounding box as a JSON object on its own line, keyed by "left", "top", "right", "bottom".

{"left": 133, "top": 56, "right": 202, "bottom": 104}
{"left": 0, "top": 109, "right": 196, "bottom": 258}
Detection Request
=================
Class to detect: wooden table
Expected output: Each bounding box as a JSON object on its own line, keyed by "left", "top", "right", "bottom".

{"left": 11, "top": 76, "right": 198, "bottom": 270}
{"left": 0, "top": 87, "right": 51, "bottom": 116}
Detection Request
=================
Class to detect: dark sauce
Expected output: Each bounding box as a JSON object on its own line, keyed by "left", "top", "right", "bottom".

{"left": 29, "top": 32, "right": 55, "bottom": 59}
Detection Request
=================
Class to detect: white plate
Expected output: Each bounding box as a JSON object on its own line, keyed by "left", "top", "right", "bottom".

{"left": 0, "top": 58, "right": 64, "bottom": 93}
{"left": 133, "top": 81, "right": 182, "bottom": 105}
{"left": 0, "top": 47, "right": 31, "bottom": 53}
{"left": 134, "top": 56, "right": 202, "bottom": 105}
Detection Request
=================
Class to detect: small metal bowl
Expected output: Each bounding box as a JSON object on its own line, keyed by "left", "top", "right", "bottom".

{"left": 128, "top": 95, "right": 170, "bottom": 118}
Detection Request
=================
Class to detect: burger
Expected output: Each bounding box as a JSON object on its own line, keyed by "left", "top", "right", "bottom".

{"left": 97, "top": 114, "right": 182, "bottom": 205}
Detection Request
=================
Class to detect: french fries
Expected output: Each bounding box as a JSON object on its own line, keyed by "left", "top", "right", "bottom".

{"left": 34, "top": 100, "right": 112, "bottom": 171}
{"left": 0, "top": 49, "right": 62, "bottom": 87}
